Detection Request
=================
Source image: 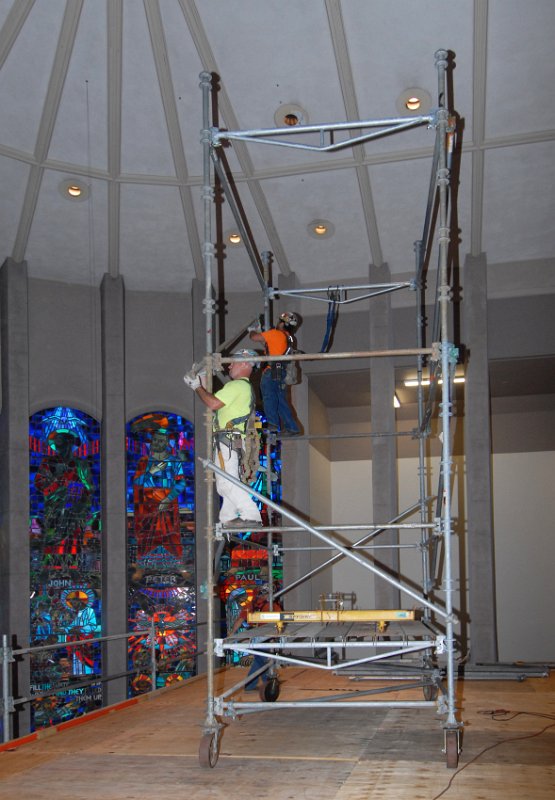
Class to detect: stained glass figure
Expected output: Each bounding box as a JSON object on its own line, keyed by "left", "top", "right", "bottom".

{"left": 29, "top": 407, "right": 102, "bottom": 729}
{"left": 127, "top": 413, "right": 196, "bottom": 694}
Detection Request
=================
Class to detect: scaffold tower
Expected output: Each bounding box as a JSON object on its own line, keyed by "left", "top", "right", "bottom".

{"left": 196, "top": 49, "right": 462, "bottom": 770}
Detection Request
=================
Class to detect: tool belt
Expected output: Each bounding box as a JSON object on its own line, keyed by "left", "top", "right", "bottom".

{"left": 214, "top": 428, "right": 244, "bottom": 453}
{"left": 265, "top": 362, "right": 284, "bottom": 381}
{"left": 213, "top": 424, "right": 259, "bottom": 485}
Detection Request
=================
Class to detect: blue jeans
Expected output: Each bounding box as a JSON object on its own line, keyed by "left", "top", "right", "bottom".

{"left": 246, "top": 653, "right": 269, "bottom": 689}
{"left": 260, "top": 367, "right": 299, "bottom": 433}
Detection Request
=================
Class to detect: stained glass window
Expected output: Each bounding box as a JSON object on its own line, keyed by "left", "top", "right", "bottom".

{"left": 126, "top": 413, "right": 196, "bottom": 694}
{"left": 29, "top": 407, "right": 102, "bottom": 729}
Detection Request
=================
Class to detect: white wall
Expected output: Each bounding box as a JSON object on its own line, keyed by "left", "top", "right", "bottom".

{"left": 492, "top": 451, "right": 555, "bottom": 662}
{"left": 329, "top": 460, "right": 376, "bottom": 608}
{"left": 329, "top": 458, "right": 464, "bottom": 615}
{"left": 308, "top": 445, "right": 334, "bottom": 607}
{"left": 321, "top": 452, "right": 555, "bottom": 664}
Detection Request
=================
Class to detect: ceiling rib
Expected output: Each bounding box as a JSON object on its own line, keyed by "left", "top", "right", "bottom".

{"left": 326, "top": 0, "right": 383, "bottom": 267}
{"left": 178, "top": 0, "right": 291, "bottom": 280}
{"left": 107, "top": 0, "right": 123, "bottom": 278}
{"left": 0, "top": 0, "right": 34, "bottom": 71}
{"left": 12, "top": 0, "right": 83, "bottom": 262}
{"left": 144, "top": 0, "right": 202, "bottom": 282}
{"left": 470, "top": 0, "right": 488, "bottom": 256}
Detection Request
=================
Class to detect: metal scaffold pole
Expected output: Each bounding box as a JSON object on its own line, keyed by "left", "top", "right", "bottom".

{"left": 199, "top": 71, "right": 219, "bottom": 757}
{"left": 434, "top": 48, "right": 461, "bottom": 760}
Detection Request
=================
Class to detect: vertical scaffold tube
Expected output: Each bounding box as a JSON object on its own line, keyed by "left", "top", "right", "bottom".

{"left": 435, "top": 49, "right": 457, "bottom": 729}
{"left": 414, "top": 239, "right": 432, "bottom": 614}
{"left": 261, "top": 251, "right": 275, "bottom": 616}
{"left": 262, "top": 251, "right": 272, "bottom": 331}
{"left": 200, "top": 71, "right": 217, "bottom": 730}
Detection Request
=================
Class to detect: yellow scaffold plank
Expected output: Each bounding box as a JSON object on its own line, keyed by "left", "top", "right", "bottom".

{"left": 248, "top": 609, "right": 416, "bottom": 624}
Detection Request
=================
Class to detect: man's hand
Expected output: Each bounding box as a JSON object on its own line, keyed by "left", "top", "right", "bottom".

{"left": 247, "top": 318, "right": 261, "bottom": 333}
{"left": 183, "top": 370, "right": 201, "bottom": 391}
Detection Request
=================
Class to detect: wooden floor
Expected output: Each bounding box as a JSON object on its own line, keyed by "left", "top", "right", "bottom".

{"left": 1, "top": 666, "right": 554, "bottom": 799}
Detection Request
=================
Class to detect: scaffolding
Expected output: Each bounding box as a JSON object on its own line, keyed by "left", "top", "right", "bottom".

{"left": 196, "top": 50, "right": 461, "bottom": 769}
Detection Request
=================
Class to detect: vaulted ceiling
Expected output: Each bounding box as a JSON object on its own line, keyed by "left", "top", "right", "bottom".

{"left": 0, "top": 0, "right": 553, "bottom": 302}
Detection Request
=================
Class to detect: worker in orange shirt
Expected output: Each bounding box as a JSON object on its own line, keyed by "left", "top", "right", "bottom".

{"left": 249, "top": 311, "right": 301, "bottom": 436}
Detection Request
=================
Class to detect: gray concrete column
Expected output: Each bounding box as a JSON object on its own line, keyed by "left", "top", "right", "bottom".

{"left": 369, "top": 263, "right": 400, "bottom": 608}
{"left": 100, "top": 274, "right": 128, "bottom": 705}
{"left": 0, "top": 258, "right": 31, "bottom": 737}
{"left": 463, "top": 253, "right": 498, "bottom": 664}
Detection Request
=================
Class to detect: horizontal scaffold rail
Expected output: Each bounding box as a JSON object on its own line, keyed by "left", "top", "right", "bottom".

{"left": 216, "top": 347, "right": 433, "bottom": 367}
{"left": 220, "top": 522, "right": 436, "bottom": 534}
{"left": 270, "top": 282, "right": 414, "bottom": 305}
{"left": 224, "top": 700, "right": 437, "bottom": 713}
{"left": 216, "top": 638, "right": 444, "bottom": 676}
{"left": 211, "top": 114, "right": 435, "bottom": 154}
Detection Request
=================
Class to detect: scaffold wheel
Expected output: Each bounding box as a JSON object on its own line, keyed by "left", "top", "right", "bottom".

{"left": 199, "top": 731, "right": 219, "bottom": 768}
{"left": 445, "top": 729, "right": 459, "bottom": 769}
{"left": 260, "top": 677, "right": 280, "bottom": 702}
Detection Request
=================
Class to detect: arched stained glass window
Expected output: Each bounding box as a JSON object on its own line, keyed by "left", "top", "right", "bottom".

{"left": 29, "top": 407, "right": 102, "bottom": 729}
{"left": 126, "top": 412, "right": 196, "bottom": 694}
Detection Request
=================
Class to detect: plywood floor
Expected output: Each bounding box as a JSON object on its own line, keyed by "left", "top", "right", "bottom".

{"left": 1, "top": 666, "right": 554, "bottom": 800}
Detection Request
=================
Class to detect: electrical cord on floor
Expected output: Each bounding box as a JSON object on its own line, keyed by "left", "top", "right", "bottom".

{"left": 430, "top": 710, "right": 555, "bottom": 800}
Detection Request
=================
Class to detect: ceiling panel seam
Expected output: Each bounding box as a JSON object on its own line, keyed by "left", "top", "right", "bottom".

{"left": 0, "top": 0, "right": 34, "bottom": 71}
{"left": 12, "top": 0, "right": 83, "bottom": 262}
{"left": 326, "top": 0, "right": 382, "bottom": 266}
{"left": 2, "top": 128, "right": 551, "bottom": 186}
{"left": 107, "top": 0, "right": 123, "bottom": 277}
{"left": 178, "top": 0, "right": 291, "bottom": 280}
{"left": 144, "top": 0, "right": 202, "bottom": 280}
{"left": 470, "top": 0, "right": 488, "bottom": 255}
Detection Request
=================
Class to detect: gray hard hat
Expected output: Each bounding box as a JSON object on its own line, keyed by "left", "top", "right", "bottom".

{"left": 279, "top": 311, "right": 299, "bottom": 328}
{"left": 232, "top": 348, "right": 259, "bottom": 367}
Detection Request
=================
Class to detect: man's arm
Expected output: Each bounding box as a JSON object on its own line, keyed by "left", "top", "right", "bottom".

{"left": 183, "top": 368, "right": 225, "bottom": 410}
{"left": 194, "top": 385, "right": 225, "bottom": 411}
{"left": 249, "top": 330, "right": 266, "bottom": 345}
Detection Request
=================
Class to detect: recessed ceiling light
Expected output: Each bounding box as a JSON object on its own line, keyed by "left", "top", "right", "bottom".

{"left": 274, "top": 103, "right": 308, "bottom": 128}
{"left": 307, "top": 219, "right": 334, "bottom": 239}
{"left": 58, "top": 177, "right": 90, "bottom": 202}
{"left": 224, "top": 229, "right": 243, "bottom": 246}
{"left": 395, "top": 87, "right": 432, "bottom": 117}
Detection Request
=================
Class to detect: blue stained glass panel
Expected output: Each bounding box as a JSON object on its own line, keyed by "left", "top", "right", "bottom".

{"left": 29, "top": 407, "right": 102, "bottom": 729}
{"left": 126, "top": 413, "right": 196, "bottom": 694}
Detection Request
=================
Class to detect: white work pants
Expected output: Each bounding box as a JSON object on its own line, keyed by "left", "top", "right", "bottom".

{"left": 215, "top": 442, "right": 262, "bottom": 524}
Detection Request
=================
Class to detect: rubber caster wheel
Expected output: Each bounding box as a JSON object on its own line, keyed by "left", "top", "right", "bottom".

{"left": 423, "top": 683, "right": 438, "bottom": 701}
{"left": 445, "top": 729, "right": 459, "bottom": 769}
{"left": 259, "top": 678, "right": 280, "bottom": 702}
{"left": 199, "top": 732, "right": 219, "bottom": 768}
